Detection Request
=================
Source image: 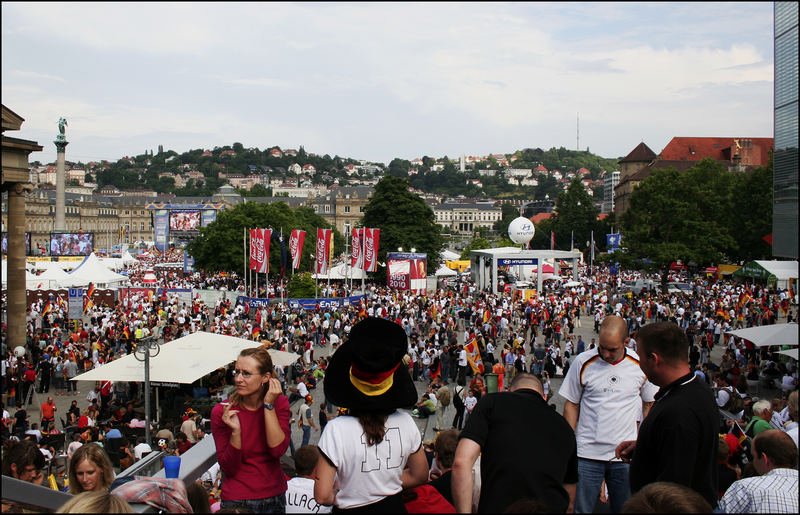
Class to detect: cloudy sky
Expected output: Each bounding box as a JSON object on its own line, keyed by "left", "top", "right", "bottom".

{"left": 2, "top": 2, "right": 774, "bottom": 166}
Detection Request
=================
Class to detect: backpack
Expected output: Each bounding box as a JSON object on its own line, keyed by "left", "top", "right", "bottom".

{"left": 723, "top": 387, "right": 744, "bottom": 413}
{"left": 438, "top": 387, "right": 451, "bottom": 407}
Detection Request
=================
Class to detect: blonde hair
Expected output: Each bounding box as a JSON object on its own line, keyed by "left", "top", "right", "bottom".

{"left": 67, "top": 443, "right": 114, "bottom": 494}
{"left": 228, "top": 347, "right": 274, "bottom": 407}
{"left": 57, "top": 491, "right": 133, "bottom": 513}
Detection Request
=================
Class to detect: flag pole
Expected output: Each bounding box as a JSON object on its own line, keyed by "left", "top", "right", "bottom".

{"left": 243, "top": 227, "right": 247, "bottom": 297}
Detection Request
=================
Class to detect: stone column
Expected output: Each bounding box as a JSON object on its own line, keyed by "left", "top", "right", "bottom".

{"left": 54, "top": 139, "right": 68, "bottom": 231}
{"left": 7, "top": 182, "right": 33, "bottom": 351}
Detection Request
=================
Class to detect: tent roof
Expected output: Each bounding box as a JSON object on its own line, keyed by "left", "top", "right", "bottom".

{"left": 733, "top": 260, "right": 798, "bottom": 281}
{"left": 434, "top": 265, "right": 458, "bottom": 276}
{"left": 68, "top": 252, "right": 128, "bottom": 285}
{"left": 312, "top": 263, "right": 367, "bottom": 280}
{"left": 72, "top": 331, "right": 300, "bottom": 384}
{"left": 725, "top": 323, "right": 798, "bottom": 348}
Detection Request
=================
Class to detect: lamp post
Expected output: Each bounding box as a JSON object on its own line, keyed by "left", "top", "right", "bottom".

{"left": 133, "top": 328, "right": 162, "bottom": 446}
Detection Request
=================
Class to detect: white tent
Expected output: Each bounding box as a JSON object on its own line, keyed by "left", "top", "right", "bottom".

{"left": 725, "top": 323, "right": 798, "bottom": 348}
{"left": 312, "top": 263, "right": 367, "bottom": 280}
{"left": 29, "top": 267, "right": 72, "bottom": 289}
{"left": 121, "top": 250, "right": 139, "bottom": 265}
{"left": 777, "top": 349, "right": 798, "bottom": 360}
{"left": 434, "top": 264, "right": 458, "bottom": 277}
{"left": 1, "top": 261, "right": 40, "bottom": 288}
{"left": 65, "top": 252, "right": 128, "bottom": 287}
{"left": 440, "top": 249, "right": 461, "bottom": 261}
{"left": 72, "top": 331, "right": 300, "bottom": 384}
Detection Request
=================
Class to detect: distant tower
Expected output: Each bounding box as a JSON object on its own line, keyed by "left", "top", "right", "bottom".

{"left": 54, "top": 117, "right": 68, "bottom": 231}
{"left": 460, "top": 154, "right": 465, "bottom": 173}
{"left": 576, "top": 113, "right": 580, "bottom": 152}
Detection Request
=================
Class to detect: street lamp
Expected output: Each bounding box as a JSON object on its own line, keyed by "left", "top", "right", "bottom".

{"left": 133, "top": 327, "right": 163, "bottom": 446}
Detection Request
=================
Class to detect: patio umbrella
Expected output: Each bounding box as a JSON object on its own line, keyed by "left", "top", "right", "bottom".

{"left": 725, "top": 323, "right": 798, "bottom": 348}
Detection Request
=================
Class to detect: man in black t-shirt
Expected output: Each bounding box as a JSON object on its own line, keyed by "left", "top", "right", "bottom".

{"left": 616, "top": 322, "right": 719, "bottom": 508}
{"left": 452, "top": 373, "right": 578, "bottom": 513}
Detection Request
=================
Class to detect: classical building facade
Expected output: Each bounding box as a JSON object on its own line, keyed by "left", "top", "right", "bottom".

{"left": 432, "top": 200, "right": 502, "bottom": 235}
{"left": 308, "top": 186, "right": 373, "bottom": 236}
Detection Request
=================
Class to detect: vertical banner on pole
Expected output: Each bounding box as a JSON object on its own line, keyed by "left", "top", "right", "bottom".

{"left": 316, "top": 228, "right": 332, "bottom": 275}
{"left": 249, "top": 229, "right": 257, "bottom": 270}
{"left": 363, "top": 228, "right": 380, "bottom": 272}
{"left": 289, "top": 229, "right": 305, "bottom": 270}
{"left": 351, "top": 228, "right": 364, "bottom": 269}
{"left": 259, "top": 229, "right": 271, "bottom": 274}
{"left": 154, "top": 210, "right": 169, "bottom": 251}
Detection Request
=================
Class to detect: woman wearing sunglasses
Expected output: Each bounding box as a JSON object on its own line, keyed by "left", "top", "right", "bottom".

{"left": 211, "top": 347, "right": 291, "bottom": 513}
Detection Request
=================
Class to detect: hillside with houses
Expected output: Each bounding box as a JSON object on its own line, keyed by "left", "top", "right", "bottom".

{"left": 28, "top": 143, "right": 619, "bottom": 202}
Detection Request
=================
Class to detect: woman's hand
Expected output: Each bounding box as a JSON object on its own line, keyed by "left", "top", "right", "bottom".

{"left": 221, "top": 403, "right": 241, "bottom": 433}
{"left": 264, "top": 378, "right": 282, "bottom": 405}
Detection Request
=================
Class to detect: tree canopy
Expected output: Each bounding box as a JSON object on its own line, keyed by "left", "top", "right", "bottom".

{"left": 361, "top": 175, "right": 444, "bottom": 274}
{"left": 619, "top": 157, "right": 772, "bottom": 273}
{"left": 185, "top": 202, "right": 341, "bottom": 275}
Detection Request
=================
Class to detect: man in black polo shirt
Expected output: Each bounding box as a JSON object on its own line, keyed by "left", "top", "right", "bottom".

{"left": 452, "top": 373, "right": 578, "bottom": 513}
{"left": 615, "top": 321, "right": 719, "bottom": 507}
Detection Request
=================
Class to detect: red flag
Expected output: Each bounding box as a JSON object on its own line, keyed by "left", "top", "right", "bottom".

{"left": 316, "top": 228, "right": 332, "bottom": 275}
{"left": 351, "top": 228, "right": 364, "bottom": 268}
{"left": 363, "top": 228, "right": 380, "bottom": 272}
{"left": 289, "top": 229, "right": 306, "bottom": 270}
{"left": 249, "top": 229, "right": 259, "bottom": 270}
{"left": 259, "top": 229, "right": 271, "bottom": 274}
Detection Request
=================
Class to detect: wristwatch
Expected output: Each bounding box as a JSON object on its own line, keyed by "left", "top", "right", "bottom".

{"left": 263, "top": 403, "right": 274, "bottom": 410}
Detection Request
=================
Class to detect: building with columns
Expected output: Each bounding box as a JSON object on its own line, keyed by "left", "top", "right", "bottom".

{"left": 1, "top": 105, "right": 42, "bottom": 351}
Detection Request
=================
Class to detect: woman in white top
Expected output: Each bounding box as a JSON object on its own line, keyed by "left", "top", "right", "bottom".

{"left": 314, "top": 318, "right": 429, "bottom": 513}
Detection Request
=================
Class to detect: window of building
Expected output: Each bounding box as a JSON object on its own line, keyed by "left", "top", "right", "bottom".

{"left": 324, "top": 205, "right": 331, "bottom": 213}
{"left": 344, "top": 206, "right": 351, "bottom": 213}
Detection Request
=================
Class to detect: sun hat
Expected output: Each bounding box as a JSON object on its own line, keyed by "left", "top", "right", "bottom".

{"left": 323, "top": 317, "right": 416, "bottom": 410}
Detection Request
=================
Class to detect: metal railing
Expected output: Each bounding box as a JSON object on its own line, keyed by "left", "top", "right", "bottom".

{"left": 2, "top": 436, "right": 219, "bottom": 513}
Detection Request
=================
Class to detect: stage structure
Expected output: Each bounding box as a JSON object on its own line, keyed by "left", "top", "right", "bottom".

{"left": 470, "top": 247, "right": 582, "bottom": 294}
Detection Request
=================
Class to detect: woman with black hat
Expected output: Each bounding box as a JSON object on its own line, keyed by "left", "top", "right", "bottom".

{"left": 314, "top": 318, "right": 429, "bottom": 512}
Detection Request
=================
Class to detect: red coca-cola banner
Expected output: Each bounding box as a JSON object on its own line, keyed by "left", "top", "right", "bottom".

{"left": 316, "top": 228, "right": 332, "bottom": 275}
{"left": 289, "top": 229, "right": 306, "bottom": 270}
{"left": 250, "top": 228, "right": 270, "bottom": 272}
{"left": 259, "top": 229, "right": 271, "bottom": 274}
{"left": 351, "top": 228, "right": 364, "bottom": 269}
{"left": 363, "top": 228, "right": 380, "bottom": 272}
{"left": 249, "top": 229, "right": 259, "bottom": 270}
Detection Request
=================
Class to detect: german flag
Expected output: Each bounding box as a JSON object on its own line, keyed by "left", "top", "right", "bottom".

{"left": 252, "top": 325, "right": 261, "bottom": 339}
{"left": 84, "top": 283, "right": 95, "bottom": 314}
{"left": 123, "top": 326, "right": 130, "bottom": 340}
{"left": 57, "top": 296, "right": 67, "bottom": 309}
{"left": 42, "top": 301, "right": 52, "bottom": 316}
{"left": 729, "top": 422, "right": 747, "bottom": 444}
{"left": 430, "top": 358, "right": 441, "bottom": 382}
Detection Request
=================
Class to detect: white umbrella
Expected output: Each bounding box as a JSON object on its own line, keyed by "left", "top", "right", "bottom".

{"left": 777, "top": 349, "right": 798, "bottom": 360}
{"left": 563, "top": 280, "right": 581, "bottom": 287}
{"left": 725, "top": 323, "right": 798, "bottom": 348}
{"left": 72, "top": 331, "right": 299, "bottom": 383}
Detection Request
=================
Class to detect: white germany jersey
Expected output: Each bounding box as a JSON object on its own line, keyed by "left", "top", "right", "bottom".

{"left": 558, "top": 347, "right": 658, "bottom": 461}
{"left": 317, "top": 411, "right": 422, "bottom": 509}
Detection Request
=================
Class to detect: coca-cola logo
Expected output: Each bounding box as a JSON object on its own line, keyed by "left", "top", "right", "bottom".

{"left": 290, "top": 236, "right": 299, "bottom": 254}
{"left": 317, "top": 236, "right": 326, "bottom": 263}
{"left": 365, "top": 240, "right": 374, "bottom": 258}
{"left": 255, "top": 237, "right": 265, "bottom": 262}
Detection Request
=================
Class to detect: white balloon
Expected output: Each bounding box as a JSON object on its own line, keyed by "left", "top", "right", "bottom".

{"left": 508, "top": 217, "right": 536, "bottom": 244}
{"left": 14, "top": 346, "right": 26, "bottom": 358}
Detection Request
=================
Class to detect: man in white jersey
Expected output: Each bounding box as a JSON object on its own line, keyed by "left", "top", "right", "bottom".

{"left": 558, "top": 316, "right": 658, "bottom": 513}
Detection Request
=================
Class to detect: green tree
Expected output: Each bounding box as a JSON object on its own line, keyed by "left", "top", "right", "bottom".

{"left": 551, "top": 177, "right": 599, "bottom": 251}
{"left": 619, "top": 159, "right": 737, "bottom": 290}
{"left": 186, "top": 201, "right": 337, "bottom": 275}
{"left": 285, "top": 272, "right": 316, "bottom": 298}
{"left": 362, "top": 175, "right": 444, "bottom": 276}
{"left": 725, "top": 158, "right": 773, "bottom": 262}
{"left": 493, "top": 202, "right": 520, "bottom": 235}
{"left": 460, "top": 237, "right": 491, "bottom": 259}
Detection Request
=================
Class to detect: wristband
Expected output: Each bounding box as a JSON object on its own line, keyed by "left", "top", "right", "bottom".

{"left": 263, "top": 403, "right": 274, "bottom": 410}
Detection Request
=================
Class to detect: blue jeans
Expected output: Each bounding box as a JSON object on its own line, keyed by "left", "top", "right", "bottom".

{"left": 301, "top": 424, "right": 311, "bottom": 447}
{"left": 221, "top": 493, "right": 286, "bottom": 514}
{"left": 575, "top": 458, "right": 631, "bottom": 513}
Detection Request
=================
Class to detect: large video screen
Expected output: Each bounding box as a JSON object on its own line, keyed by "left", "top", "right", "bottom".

{"left": 1, "top": 232, "right": 32, "bottom": 255}
{"left": 50, "top": 233, "right": 94, "bottom": 256}
{"left": 170, "top": 210, "right": 201, "bottom": 231}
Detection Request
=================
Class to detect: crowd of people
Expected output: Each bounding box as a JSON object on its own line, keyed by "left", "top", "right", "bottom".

{"left": 1, "top": 249, "right": 798, "bottom": 513}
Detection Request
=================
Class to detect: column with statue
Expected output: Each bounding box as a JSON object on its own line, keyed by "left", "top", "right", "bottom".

{"left": 54, "top": 117, "right": 68, "bottom": 231}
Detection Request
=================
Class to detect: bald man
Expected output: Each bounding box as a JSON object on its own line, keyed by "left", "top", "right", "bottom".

{"left": 558, "top": 316, "right": 657, "bottom": 513}
{"left": 452, "top": 373, "right": 578, "bottom": 513}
